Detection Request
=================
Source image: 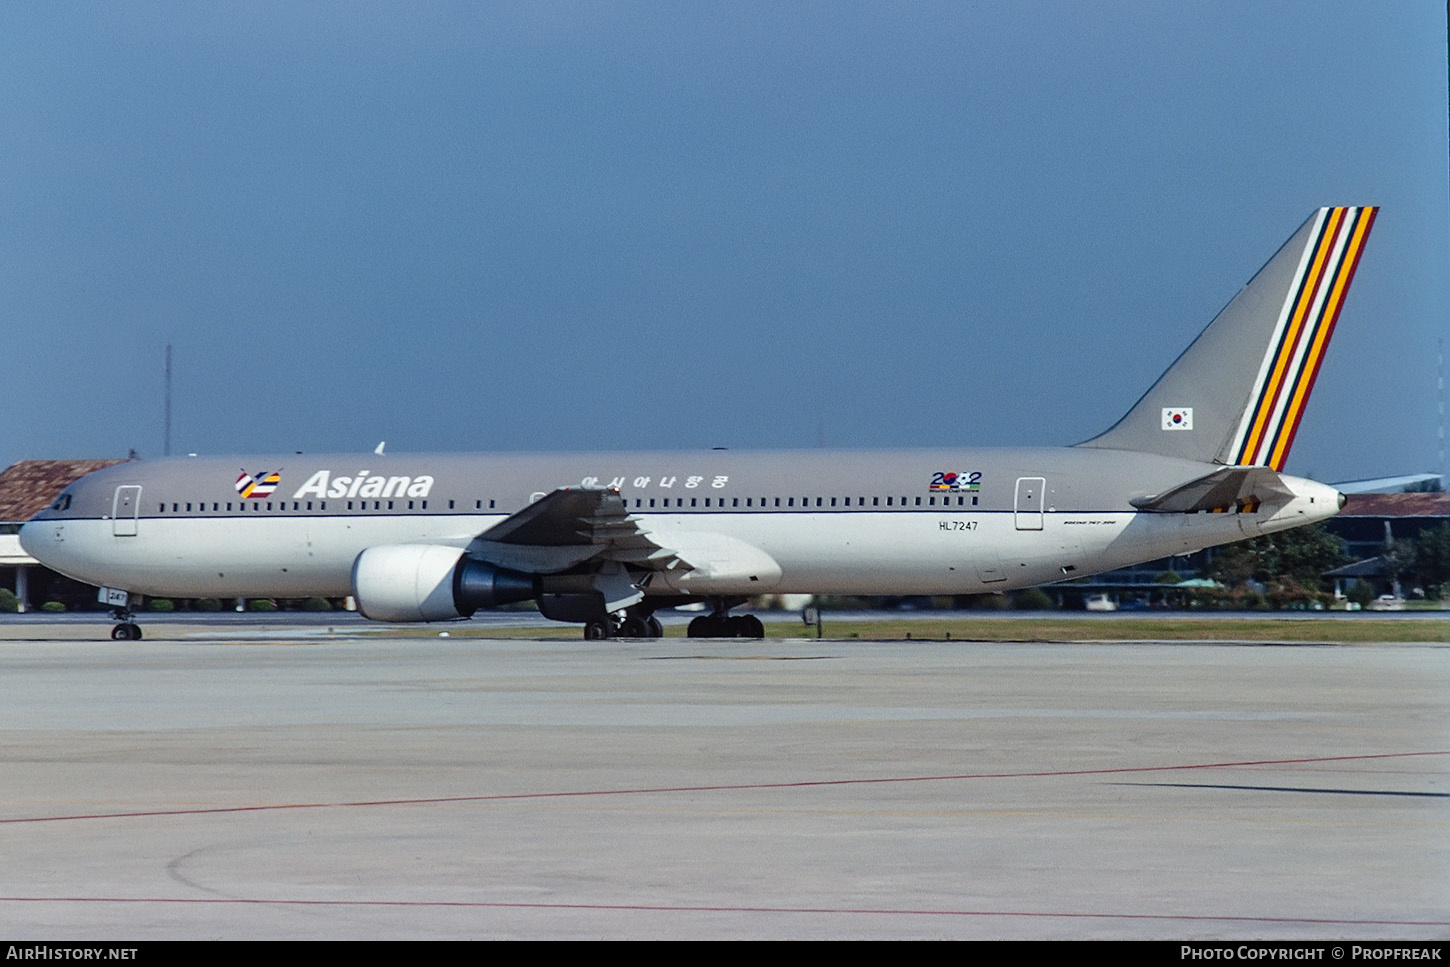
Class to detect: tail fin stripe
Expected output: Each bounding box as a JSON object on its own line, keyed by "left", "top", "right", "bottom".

{"left": 1233, "top": 208, "right": 1338, "bottom": 465}
{"left": 1247, "top": 206, "right": 1353, "bottom": 466}
{"left": 1260, "top": 206, "right": 1373, "bottom": 468}
{"left": 1232, "top": 206, "right": 1374, "bottom": 467}
{"left": 1266, "top": 206, "right": 1377, "bottom": 469}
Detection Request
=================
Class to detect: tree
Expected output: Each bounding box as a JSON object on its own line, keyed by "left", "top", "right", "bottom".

{"left": 1201, "top": 523, "right": 1349, "bottom": 600}
{"left": 1409, "top": 522, "right": 1450, "bottom": 599}
{"left": 1346, "top": 579, "right": 1376, "bottom": 608}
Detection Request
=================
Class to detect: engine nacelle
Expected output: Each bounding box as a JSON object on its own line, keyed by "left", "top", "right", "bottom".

{"left": 351, "top": 544, "right": 536, "bottom": 622}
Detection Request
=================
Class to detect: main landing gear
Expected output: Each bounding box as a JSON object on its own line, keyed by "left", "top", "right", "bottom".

{"left": 579, "top": 601, "right": 766, "bottom": 639}
{"left": 109, "top": 607, "right": 142, "bottom": 641}
{"left": 686, "top": 612, "right": 764, "bottom": 639}
{"left": 684, "top": 597, "right": 764, "bottom": 639}
{"left": 583, "top": 606, "right": 664, "bottom": 641}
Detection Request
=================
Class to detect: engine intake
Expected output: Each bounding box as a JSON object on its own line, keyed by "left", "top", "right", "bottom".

{"left": 351, "top": 544, "right": 535, "bottom": 622}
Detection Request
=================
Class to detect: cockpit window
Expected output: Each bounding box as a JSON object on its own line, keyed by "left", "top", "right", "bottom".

{"left": 49, "top": 494, "right": 72, "bottom": 511}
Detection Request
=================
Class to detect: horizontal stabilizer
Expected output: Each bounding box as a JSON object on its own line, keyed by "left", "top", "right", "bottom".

{"left": 1130, "top": 466, "right": 1294, "bottom": 514}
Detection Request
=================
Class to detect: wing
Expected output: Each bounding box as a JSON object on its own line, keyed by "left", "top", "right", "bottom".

{"left": 472, "top": 487, "right": 673, "bottom": 574}
{"left": 468, "top": 488, "right": 781, "bottom": 609}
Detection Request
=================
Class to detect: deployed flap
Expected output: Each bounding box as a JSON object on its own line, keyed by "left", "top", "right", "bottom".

{"left": 1130, "top": 466, "right": 1294, "bottom": 514}
{"left": 644, "top": 528, "right": 783, "bottom": 592}
{"left": 472, "top": 487, "right": 676, "bottom": 575}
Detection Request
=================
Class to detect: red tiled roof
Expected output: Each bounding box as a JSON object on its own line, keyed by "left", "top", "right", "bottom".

{"left": 0, "top": 459, "right": 129, "bottom": 522}
{"left": 1339, "top": 492, "right": 1450, "bottom": 518}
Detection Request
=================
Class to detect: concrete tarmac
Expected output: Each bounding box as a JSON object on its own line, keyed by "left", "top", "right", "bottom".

{"left": 0, "top": 622, "right": 1445, "bottom": 939}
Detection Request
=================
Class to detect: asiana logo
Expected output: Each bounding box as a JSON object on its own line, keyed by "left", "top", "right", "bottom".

{"left": 289, "top": 469, "right": 435, "bottom": 500}
{"left": 235, "top": 469, "right": 281, "bottom": 499}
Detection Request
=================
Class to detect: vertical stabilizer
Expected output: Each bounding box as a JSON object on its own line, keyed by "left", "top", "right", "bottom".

{"left": 1077, "top": 206, "right": 1376, "bottom": 469}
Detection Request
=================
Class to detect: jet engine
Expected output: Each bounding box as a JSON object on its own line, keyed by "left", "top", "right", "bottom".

{"left": 350, "top": 544, "right": 536, "bottom": 622}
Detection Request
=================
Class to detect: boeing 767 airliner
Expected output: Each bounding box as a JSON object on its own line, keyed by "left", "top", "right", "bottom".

{"left": 21, "top": 207, "right": 1376, "bottom": 640}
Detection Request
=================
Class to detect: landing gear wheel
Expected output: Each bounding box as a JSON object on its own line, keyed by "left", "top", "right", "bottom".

{"left": 735, "top": 615, "right": 764, "bottom": 639}
{"left": 619, "top": 615, "right": 650, "bottom": 638}
{"left": 111, "top": 623, "right": 141, "bottom": 641}
{"left": 686, "top": 615, "right": 714, "bottom": 638}
{"left": 646, "top": 616, "right": 663, "bottom": 638}
{"left": 583, "top": 619, "right": 613, "bottom": 641}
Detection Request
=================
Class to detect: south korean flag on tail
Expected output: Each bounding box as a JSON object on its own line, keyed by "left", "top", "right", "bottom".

{"left": 1162, "top": 407, "right": 1193, "bottom": 431}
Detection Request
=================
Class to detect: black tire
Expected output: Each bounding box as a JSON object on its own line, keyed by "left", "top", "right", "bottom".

{"left": 646, "top": 616, "right": 664, "bottom": 638}
{"left": 111, "top": 625, "right": 130, "bottom": 641}
{"left": 619, "top": 615, "right": 649, "bottom": 638}
{"left": 583, "top": 620, "right": 612, "bottom": 640}
{"left": 740, "top": 615, "right": 764, "bottom": 639}
{"left": 691, "top": 614, "right": 731, "bottom": 638}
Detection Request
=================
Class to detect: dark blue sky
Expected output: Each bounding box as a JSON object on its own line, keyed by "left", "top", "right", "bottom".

{"left": 4, "top": 1, "right": 1446, "bottom": 483}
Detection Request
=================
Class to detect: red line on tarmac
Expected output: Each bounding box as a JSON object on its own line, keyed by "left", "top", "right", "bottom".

{"left": 3, "top": 750, "right": 1444, "bottom": 826}
{"left": 0, "top": 895, "right": 1445, "bottom": 928}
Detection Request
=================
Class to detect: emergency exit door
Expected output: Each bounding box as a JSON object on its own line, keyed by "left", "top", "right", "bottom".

{"left": 112, "top": 486, "right": 141, "bottom": 537}
{"left": 1014, "top": 476, "right": 1045, "bottom": 530}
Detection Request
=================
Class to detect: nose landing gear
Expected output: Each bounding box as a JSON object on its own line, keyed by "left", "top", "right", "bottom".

{"left": 109, "top": 607, "right": 142, "bottom": 641}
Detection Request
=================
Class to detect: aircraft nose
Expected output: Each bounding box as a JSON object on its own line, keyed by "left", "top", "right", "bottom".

{"left": 17, "top": 521, "right": 35, "bottom": 556}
